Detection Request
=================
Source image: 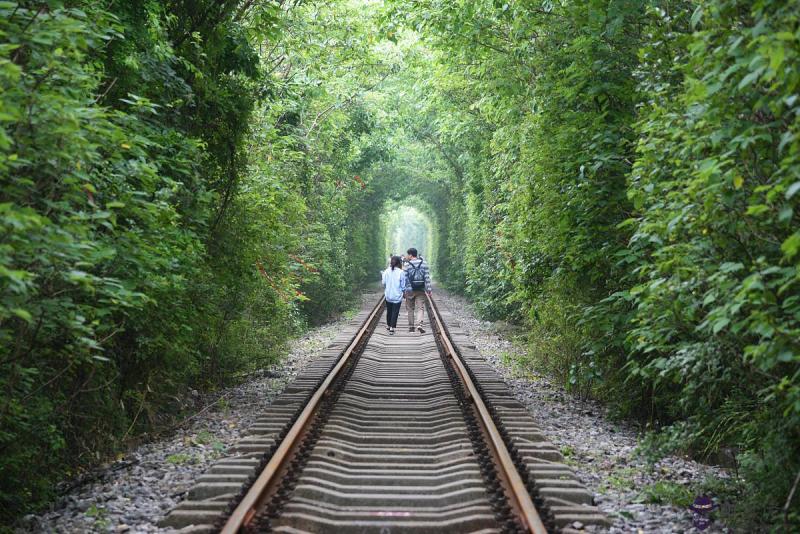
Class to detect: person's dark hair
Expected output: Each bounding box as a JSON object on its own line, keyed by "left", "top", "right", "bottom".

{"left": 390, "top": 255, "right": 402, "bottom": 270}
{"left": 407, "top": 247, "right": 418, "bottom": 257}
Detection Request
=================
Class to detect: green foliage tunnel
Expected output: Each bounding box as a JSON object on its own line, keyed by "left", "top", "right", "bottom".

{"left": 1, "top": 0, "right": 799, "bottom": 529}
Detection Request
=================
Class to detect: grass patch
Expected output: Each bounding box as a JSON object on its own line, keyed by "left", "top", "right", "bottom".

{"left": 559, "top": 446, "right": 580, "bottom": 467}
{"left": 194, "top": 430, "right": 214, "bottom": 445}
{"left": 634, "top": 481, "right": 694, "bottom": 507}
{"left": 601, "top": 467, "right": 637, "bottom": 493}
{"left": 165, "top": 453, "right": 194, "bottom": 465}
{"left": 85, "top": 504, "right": 111, "bottom": 530}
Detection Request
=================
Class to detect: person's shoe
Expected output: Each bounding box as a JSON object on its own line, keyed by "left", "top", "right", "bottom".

{"left": 389, "top": 328, "right": 395, "bottom": 335}
{"left": 409, "top": 327, "right": 415, "bottom": 332}
{"left": 417, "top": 326, "right": 425, "bottom": 334}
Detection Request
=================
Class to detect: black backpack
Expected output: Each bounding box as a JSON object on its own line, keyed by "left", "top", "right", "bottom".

{"left": 407, "top": 259, "right": 426, "bottom": 291}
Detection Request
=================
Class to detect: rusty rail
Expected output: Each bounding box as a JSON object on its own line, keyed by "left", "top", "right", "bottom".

{"left": 220, "top": 296, "right": 385, "bottom": 534}
{"left": 428, "top": 295, "right": 548, "bottom": 534}
{"left": 220, "top": 293, "right": 546, "bottom": 533}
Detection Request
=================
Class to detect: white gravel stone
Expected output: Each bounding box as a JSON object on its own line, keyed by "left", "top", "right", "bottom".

{"left": 17, "top": 294, "right": 370, "bottom": 533}
{"left": 436, "top": 289, "right": 732, "bottom": 533}
{"left": 18, "top": 289, "right": 733, "bottom": 533}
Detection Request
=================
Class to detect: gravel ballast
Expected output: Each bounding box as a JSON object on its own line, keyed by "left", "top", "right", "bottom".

{"left": 17, "top": 298, "right": 369, "bottom": 534}
{"left": 435, "top": 290, "right": 731, "bottom": 533}
{"left": 20, "top": 289, "right": 731, "bottom": 533}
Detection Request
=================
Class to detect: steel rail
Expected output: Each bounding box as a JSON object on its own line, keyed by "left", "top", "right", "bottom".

{"left": 428, "top": 295, "right": 549, "bottom": 534}
{"left": 220, "top": 296, "right": 386, "bottom": 534}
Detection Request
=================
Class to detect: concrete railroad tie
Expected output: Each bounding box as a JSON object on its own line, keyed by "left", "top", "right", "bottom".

{"left": 160, "top": 298, "right": 609, "bottom": 533}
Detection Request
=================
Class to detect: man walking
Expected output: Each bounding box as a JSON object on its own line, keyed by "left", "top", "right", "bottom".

{"left": 404, "top": 248, "right": 432, "bottom": 333}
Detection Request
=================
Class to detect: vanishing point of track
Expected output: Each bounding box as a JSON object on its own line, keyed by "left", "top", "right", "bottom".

{"left": 161, "top": 294, "right": 608, "bottom": 533}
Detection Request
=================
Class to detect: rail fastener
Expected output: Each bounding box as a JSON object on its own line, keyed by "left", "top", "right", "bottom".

{"left": 428, "top": 295, "right": 548, "bottom": 534}
{"left": 220, "top": 297, "right": 386, "bottom": 533}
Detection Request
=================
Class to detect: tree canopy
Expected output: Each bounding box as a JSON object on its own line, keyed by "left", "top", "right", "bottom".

{"left": 1, "top": 0, "right": 799, "bottom": 529}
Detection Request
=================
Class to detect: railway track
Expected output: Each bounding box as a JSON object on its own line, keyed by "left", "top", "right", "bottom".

{"left": 161, "top": 295, "right": 608, "bottom": 533}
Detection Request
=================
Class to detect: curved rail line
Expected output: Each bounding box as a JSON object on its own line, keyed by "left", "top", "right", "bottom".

{"left": 219, "top": 294, "right": 547, "bottom": 534}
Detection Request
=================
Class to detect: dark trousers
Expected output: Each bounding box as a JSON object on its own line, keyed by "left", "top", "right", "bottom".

{"left": 385, "top": 301, "right": 401, "bottom": 328}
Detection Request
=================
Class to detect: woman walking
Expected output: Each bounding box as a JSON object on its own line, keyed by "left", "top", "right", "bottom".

{"left": 381, "top": 255, "right": 406, "bottom": 335}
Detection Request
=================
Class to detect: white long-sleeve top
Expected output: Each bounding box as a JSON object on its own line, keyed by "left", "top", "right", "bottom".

{"left": 382, "top": 267, "right": 407, "bottom": 303}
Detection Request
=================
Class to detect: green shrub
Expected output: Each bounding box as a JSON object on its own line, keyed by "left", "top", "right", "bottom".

{"left": 0, "top": 0, "right": 283, "bottom": 521}
{"left": 386, "top": 0, "right": 800, "bottom": 528}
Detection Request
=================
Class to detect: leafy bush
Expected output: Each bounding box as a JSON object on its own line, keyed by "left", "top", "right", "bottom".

{"left": 3, "top": 0, "right": 799, "bottom": 530}
{"left": 618, "top": 1, "right": 800, "bottom": 524}
{"left": 0, "top": 0, "right": 336, "bottom": 521}
{"left": 386, "top": 0, "right": 800, "bottom": 527}
{"left": 0, "top": 4, "right": 189, "bottom": 514}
